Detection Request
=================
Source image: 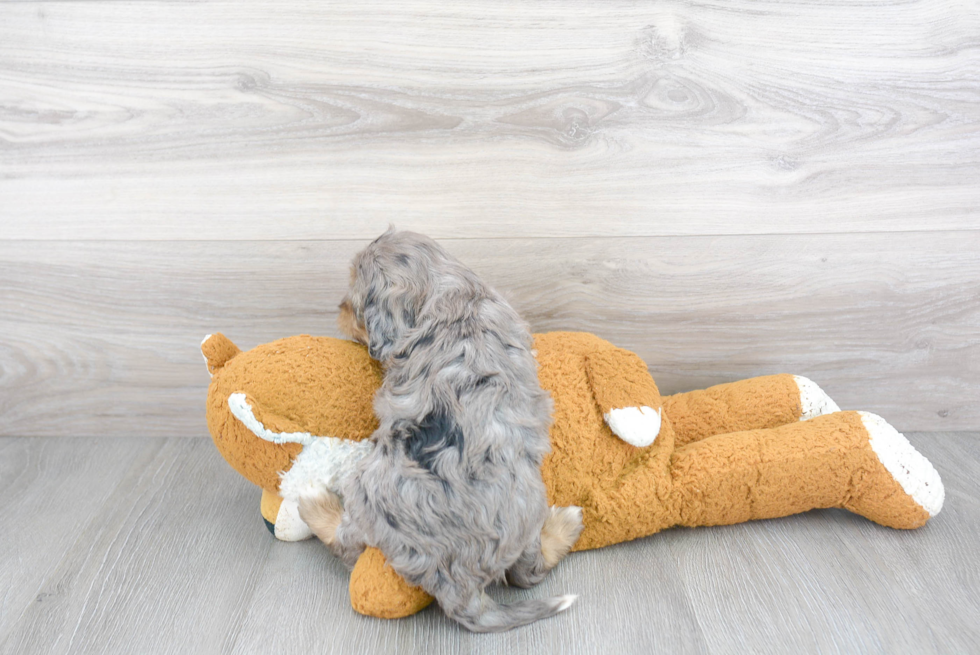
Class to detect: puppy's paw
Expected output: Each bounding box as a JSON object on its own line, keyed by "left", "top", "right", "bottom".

{"left": 297, "top": 486, "right": 345, "bottom": 545}
{"left": 541, "top": 506, "right": 584, "bottom": 569}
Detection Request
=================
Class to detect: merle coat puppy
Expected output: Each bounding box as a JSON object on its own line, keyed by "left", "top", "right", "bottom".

{"left": 299, "top": 229, "right": 583, "bottom": 632}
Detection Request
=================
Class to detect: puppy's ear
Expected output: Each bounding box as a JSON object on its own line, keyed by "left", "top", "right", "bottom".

{"left": 362, "top": 276, "right": 423, "bottom": 361}
{"left": 364, "top": 293, "right": 397, "bottom": 360}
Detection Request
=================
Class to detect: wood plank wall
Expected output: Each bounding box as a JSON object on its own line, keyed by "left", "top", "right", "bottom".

{"left": 1, "top": 0, "right": 978, "bottom": 436}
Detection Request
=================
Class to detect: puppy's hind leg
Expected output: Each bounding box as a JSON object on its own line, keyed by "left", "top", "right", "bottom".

{"left": 541, "top": 506, "right": 583, "bottom": 569}
{"left": 297, "top": 487, "right": 366, "bottom": 569}
{"left": 507, "top": 506, "right": 584, "bottom": 588}
{"left": 506, "top": 538, "right": 549, "bottom": 589}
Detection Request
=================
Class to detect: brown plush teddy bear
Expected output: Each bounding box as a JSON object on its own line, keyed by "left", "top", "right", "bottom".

{"left": 203, "top": 331, "right": 944, "bottom": 619}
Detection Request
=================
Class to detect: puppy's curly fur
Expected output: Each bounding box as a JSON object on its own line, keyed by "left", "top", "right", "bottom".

{"left": 301, "top": 228, "right": 582, "bottom": 632}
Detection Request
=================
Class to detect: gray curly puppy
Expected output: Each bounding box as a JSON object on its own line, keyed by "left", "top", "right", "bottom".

{"left": 298, "top": 228, "right": 583, "bottom": 632}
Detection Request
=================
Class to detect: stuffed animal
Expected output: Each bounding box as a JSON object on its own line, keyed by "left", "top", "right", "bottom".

{"left": 202, "top": 331, "right": 944, "bottom": 619}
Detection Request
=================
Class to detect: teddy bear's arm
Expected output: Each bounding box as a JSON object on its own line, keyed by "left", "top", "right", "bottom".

{"left": 583, "top": 348, "right": 664, "bottom": 448}
{"left": 663, "top": 375, "right": 840, "bottom": 448}
{"left": 349, "top": 547, "right": 435, "bottom": 619}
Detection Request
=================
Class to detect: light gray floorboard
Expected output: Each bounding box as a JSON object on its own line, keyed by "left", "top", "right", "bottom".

{"left": 0, "top": 439, "right": 272, "bottom": 655}
{"left": 0, "top": 434, "right": 976, "bottom": 655}
{"left": 2, "top": 234, "right": 978, "bottom": 436}
{"left": 0, "top": 439, "right": 149, "bottom": 641}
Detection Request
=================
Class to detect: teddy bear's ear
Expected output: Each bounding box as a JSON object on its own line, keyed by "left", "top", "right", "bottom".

{"left": 201, "top": 333, "right": 241, "bottom": 376}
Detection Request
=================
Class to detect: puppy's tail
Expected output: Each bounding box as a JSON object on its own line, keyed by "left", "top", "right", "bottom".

{"left": 444, "top": 592, "right": 577, "bottom": 633}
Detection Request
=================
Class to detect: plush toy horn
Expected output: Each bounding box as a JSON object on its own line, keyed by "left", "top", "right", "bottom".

{"left": 201, "top": 333, "right": 241, "bottom": 376}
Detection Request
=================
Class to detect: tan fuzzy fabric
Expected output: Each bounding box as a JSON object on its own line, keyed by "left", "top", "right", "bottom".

{"left": 663, "top": 374, "right": 802, "bottom": 448}
{"left": 349, "top": 547, "right": 435, "bottom": 619}
{"left": 583, "top": 345, "right": 662, "bottom": 414}
{"left": 202, "top": 333, "right": 241, "bottom": 376}
{"left": 667, "top": 410, "right": 930, "bottom": 530}
{"left": 260, "top": 488, "right": 282, "bottom": 524}
{"left": 205, "top": 335, "right": 381, "bottom": 491}
{"left": 534, "top": 332, "right": 675, "bottom": 551}
{"left": 204, "top": 331, "right": 938, "bottom": 620}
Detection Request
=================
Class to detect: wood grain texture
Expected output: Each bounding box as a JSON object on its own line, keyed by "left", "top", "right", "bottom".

{"left": 0, "top": 438, "right": 274, "bottom": 655}
{"left": 668, "top": 432, "right": 980, "bottom": 655}
{"left": 1, "top": 232, "right": 977, "bottom": 436}
{"left": 1, "top": 0, "right": 978, "bottom": 239}
{"left": 0, "top": 439, "right": 149, "bottom": 642}
{"left": 0, "top": 434, "right": 976, "bottom": 654}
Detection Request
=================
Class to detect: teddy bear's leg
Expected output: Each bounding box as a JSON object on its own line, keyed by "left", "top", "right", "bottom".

{"left": 349, "top": 547, "right": 435, "bottom": 619}
{"left": 663, "top": 374, "right": 839, "bottom": 448}
{"left": 260, "top": 488, "right": 282, "bottom": 534}
{"left": 273, "top": 498, "right": 314, "bottom": 541}
{"left": 259, "top": 488, "right": 315, "bottom": 541}
{"left": 668, "top": 411, "right": 942, "bottom": 530}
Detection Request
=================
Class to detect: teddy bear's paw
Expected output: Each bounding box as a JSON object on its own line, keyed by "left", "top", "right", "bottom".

{"left": 860, "top": 411, "right": 944, "bottom": 518}
{"left": 604, "top": 406, "right": 661, "bottom": 448}
{"left": 794, "top": 376, "right": 841, "bottom": 420}
{"left": 273, "top": 498, "right": 314, "bottom": 541}
{"left": 541, "top": 506, "right": 585, "bottom": 569}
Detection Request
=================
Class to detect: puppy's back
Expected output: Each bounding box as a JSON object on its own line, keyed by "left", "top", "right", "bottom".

{"left": 349, "top": 229, "right": 575, "bottom": 632}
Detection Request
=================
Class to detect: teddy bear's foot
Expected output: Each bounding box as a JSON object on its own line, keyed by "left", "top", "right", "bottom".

{"left": 273, "top": 498, "right": 314, "bottom": 541}
{"left": 844, "top": 412, "right": 944, "bottom": 528}
{"left": 794, "top": 376, "right": 841, "bottom": 420}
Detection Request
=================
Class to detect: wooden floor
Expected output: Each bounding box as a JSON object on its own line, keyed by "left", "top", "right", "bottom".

{"left": 1, "top": 433, "right": 977, "bottom": 655}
